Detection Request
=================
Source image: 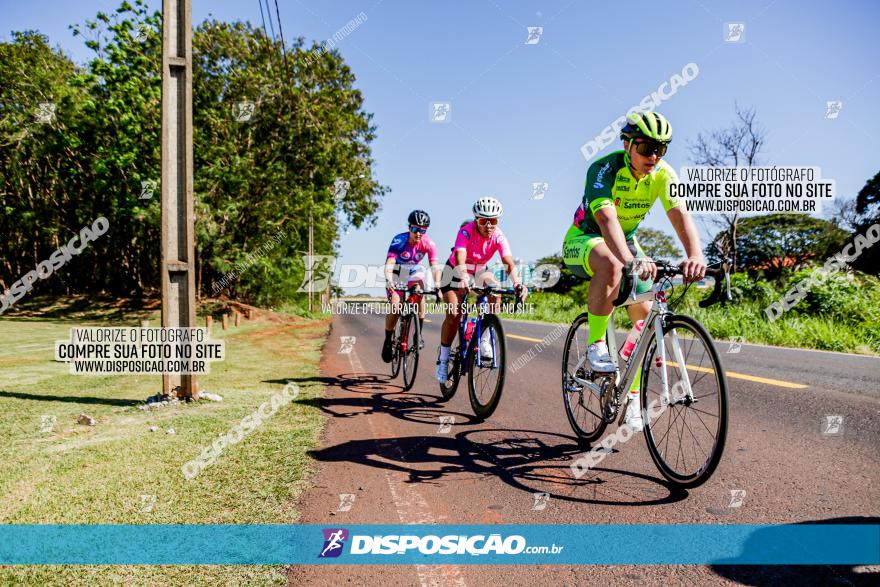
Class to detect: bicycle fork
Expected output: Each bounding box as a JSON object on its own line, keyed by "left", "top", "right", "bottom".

{"left": 655, "top": 318, "right": 694, "bottom": 405}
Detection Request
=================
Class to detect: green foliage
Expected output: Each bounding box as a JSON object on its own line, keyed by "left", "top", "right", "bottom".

{"left": 850, "top": 170, "right": 880, "bottom": 275}
{"left": 0, "top": 0, "right": 385, "bottom": 306}
{"left": 783, "top": 269, "right": 880, "bottom": 327}
{"left": 714, "top": 214, "right": 849, "bottom": 278}
{"left": 729, "top": 272, "right": 775, "bottom": 304}
{"left": 636, "top": 228, "right": 681, "bottom": 260}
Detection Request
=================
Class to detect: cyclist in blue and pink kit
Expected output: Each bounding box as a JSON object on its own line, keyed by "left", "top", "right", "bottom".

{"left": 382, "top": 210, "right": 442, "bottom": 363}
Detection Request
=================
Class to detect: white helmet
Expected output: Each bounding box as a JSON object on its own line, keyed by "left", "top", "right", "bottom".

{"left": 473, "top": 197, "right": 503, "bottom": 219}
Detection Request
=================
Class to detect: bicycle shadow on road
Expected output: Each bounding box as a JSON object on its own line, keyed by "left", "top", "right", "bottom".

{"left": 276, "top": 374, "right": 483, "bottom": 426}
{"left": 308, "top": 427, "right": 688, "bottom": 507}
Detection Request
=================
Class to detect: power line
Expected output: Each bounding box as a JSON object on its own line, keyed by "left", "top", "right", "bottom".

{"left": 257, "top": 0, "right": 269, "bottom": 40}
{"left": 260, "top": 0, "right": 276, "bottom": 44}
{"left": 270, "top": 0, "right": 294, "bottom": 100}
{"left": 272, "top": 0, "right": 287, "bottom": 54}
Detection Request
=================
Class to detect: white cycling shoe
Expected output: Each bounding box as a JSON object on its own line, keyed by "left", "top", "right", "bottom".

{"left": 624, "top": 393, "right": 644, "bottom": 432}
{"left": 435, "top": 361, "right": 449, "bottom": 384}
{"left": 587, "top": 341, "right": 616, "bottom": 373}
{"left": 479, "top": 332, "right": 494, "bottom": 364}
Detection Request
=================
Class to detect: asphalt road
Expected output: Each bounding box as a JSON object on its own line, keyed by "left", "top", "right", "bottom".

{"left": 288, "top": 305, "right": 880, "bottom": 586}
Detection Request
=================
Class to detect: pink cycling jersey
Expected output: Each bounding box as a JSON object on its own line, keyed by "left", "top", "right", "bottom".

{"left": 446, "top": 221, "right": 512, "bottom": 272}
{"left": 386, "top": 232, "right": 439, "bottom": 284}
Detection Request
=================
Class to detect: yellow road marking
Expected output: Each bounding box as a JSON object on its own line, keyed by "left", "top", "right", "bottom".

{"left": 424, "top": 319, "right": 433, "bottom": 323}
{"left": 666, "top": 361, "right": 807, "bottom": 389}
{"left": 506, "top": 334, "right": 808, "bottom": 389}
{"left": 507, "top": 333, "right": 545, "bottom": 343}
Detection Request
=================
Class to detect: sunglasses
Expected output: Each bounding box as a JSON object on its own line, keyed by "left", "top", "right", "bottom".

{"left": 409, "top": 225, "right": 427, "bottom": 234}
{"left": 476, "top": 218, "right": 498, "bottom": 226}
{"left": 633, "top": 140, "right": 668, "bottom": 157}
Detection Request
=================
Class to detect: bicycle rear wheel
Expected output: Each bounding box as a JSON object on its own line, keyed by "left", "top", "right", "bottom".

{"left": 641, "top": 314, "right": 728, "bottom": 488}
{"left": 467, "top": 314, "right": 506, "bottom": 420}
{"left": 390, "top": 318, "right": 403, "bottom": 379}
{"left": 561, "top": 313, "right": 607, "bottom": 444}
{"left": 402, "top": 316, "right": 420, "bottom": 391}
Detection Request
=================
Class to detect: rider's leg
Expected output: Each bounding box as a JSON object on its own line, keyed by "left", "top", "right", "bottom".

{"left": 586, "top": 241, "right": 623, "bottom": 344}
{"left": 384, "top": 290, "right": 401, "bottom": 335}
{"left": 625, "top": 236, "right": 653, "bottom": 393}
{"left": 440, "top": 289, "right": 460, "bottom": 346}
{"left": 436, "top": 288, "right": 462, "bottom": 381}
{"left": 382, "top": 290, "right": 401, "bottom": 362}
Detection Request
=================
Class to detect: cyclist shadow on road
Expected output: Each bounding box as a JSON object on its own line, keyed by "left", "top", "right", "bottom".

{"left": 308, "top": 426, "right": 688, "bottom": 507}
{"left": 275, "top": 373, "right": 483, "bottom": 426}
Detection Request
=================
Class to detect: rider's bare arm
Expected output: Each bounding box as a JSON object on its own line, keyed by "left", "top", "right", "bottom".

{"left": 500, "top": 254, "right": 527, "bottom": 299}
{"left": 454, "top": 248, "right": 471, "bottom": 287}
{"left": 594, "top": 207, "right": 635, "bottom": 265}
{"left": 431, "top": 263, "right": 443, "bottom": 291}
{"left": 666, "top": 207, "right": 707, "bottom": 282}
{"left": 383, "top": 257, "right": 396, "bottom": 289}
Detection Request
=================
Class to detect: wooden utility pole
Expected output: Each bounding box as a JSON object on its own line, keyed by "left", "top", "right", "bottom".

{"left": 160, "top": 0, "right": 198, "bottom": 399}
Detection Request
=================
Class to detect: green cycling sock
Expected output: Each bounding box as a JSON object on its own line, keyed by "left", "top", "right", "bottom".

{"left": 629, "top": 368, "right": 642, "bottom": 394}
{"left": 588, "top": 313, "right": 611, "bottom": 345}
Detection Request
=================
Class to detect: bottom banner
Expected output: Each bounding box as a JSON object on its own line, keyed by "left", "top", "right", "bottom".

{"left": 1, "top": 524, "right": 877, "bottom": 565}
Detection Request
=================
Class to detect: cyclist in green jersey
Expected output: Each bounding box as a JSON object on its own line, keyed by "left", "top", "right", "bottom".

{"left": 562, "top": 111, "right": 707, "bottom": 432}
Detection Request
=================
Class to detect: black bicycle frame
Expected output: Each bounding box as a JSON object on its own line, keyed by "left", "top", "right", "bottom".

{"left": 452, "top": 292, "right": 498, "bottom": 374}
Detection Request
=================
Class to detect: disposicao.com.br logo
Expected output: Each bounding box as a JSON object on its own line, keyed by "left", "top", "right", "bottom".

{"left": 319, "top": 528, "right": 563, "bottom": 557}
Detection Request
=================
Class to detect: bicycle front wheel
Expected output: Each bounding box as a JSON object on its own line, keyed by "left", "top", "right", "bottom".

{"left": 642, "top": 314, "right": 728, "bottom": 488}
{"left": 402, "top": 316, "right": 420, "bottom": 391}
{"left": 561, "top": 313, "right": 607, "bottom": 444}
{"left": 467, "top": 314, "right": 506, "bottom": 420}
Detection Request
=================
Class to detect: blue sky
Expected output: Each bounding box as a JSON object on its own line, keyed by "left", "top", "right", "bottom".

{"left": 4, "top": 0, "right": 879, "bottom": 292}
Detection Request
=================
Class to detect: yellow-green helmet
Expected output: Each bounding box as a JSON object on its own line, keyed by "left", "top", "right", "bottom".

{"left": 620, "top": 111, "right": 672, "bottom": 143}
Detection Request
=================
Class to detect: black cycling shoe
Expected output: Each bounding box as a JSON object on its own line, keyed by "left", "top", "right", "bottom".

{"left": 381, "top": 338, "right": 394, "bottom": 363}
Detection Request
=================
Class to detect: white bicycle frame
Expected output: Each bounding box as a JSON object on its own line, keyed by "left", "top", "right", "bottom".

{"left": 571, "top": 282, "right": 695, "bottom": 410}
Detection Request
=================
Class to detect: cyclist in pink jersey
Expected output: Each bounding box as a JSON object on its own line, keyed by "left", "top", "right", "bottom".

{"left": 435, "top": 197, "right": 528, "bottom": 384}
{"left": 382, "top": 210, "right": 442, "bottom": 363}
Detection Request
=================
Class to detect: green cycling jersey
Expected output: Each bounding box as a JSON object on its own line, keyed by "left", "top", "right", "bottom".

{"left": 571, "top": 150, "right": 681, "bottom": 239}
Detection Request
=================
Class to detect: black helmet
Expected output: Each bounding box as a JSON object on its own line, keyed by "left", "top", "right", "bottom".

{"left": 408, "top": 209, "right": 430, "bottom": 227}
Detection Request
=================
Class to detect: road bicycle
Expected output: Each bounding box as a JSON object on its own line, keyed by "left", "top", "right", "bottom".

{"left": 437, "top": 284, "right": 523, "bottom": 420}
{"left": 390, "top": 285, "right": 438, "bottom": 391}
{"left": 561, "top": 261, "right": 731, "bottom": 488}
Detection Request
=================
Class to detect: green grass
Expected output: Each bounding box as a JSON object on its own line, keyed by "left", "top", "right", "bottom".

{"left": 0, "top": 298, "right": 330, "bottom": 585}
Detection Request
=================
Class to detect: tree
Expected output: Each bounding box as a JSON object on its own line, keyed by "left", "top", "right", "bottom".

{"left": 636, "top": 228, "right": 681, "bottom": 260}
{"left": 0, "top": 31, "right": 89, "bottom": 295}
{"left": 830, "top": 197, "right": 862, "bottom": 232}
{"left": 688, "top": 103, "right": 766, "bottom": 272}
{"left": 0, "top": 0, "right": 387, "bottom": 306}
{"left": 716, "top": 214, "right": 849, "bottom": 278}
{"left": 851, "top": 170, "right": 880, "bottom": 275}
